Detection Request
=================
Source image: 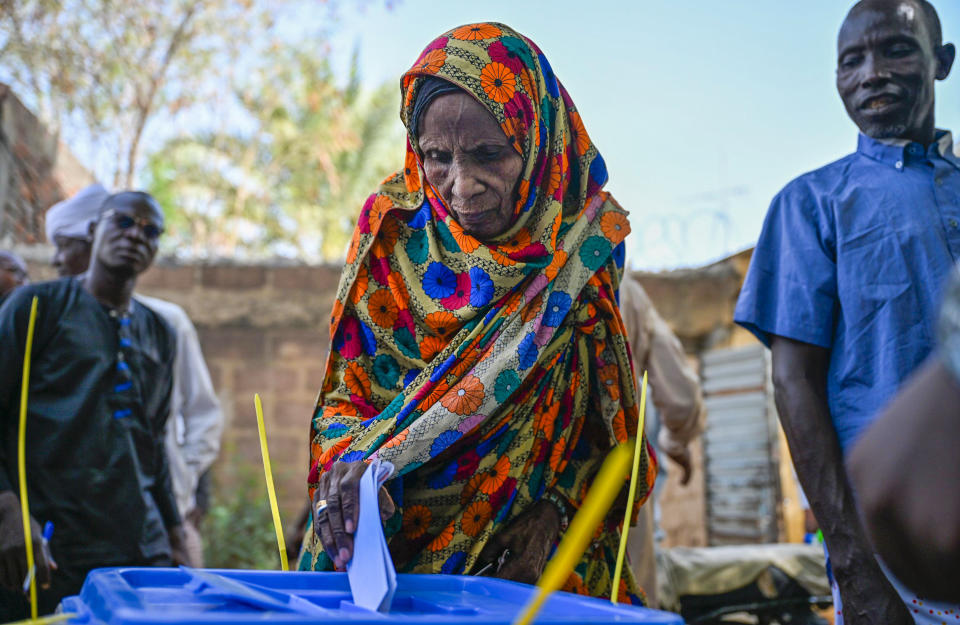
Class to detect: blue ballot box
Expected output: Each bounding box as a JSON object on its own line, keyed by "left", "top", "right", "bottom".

{"left": 59, "top": 567, "right": 685, "bottom": 624}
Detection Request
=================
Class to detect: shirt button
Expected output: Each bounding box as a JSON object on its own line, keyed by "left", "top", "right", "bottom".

{"left": 895, "top": 161, "right": 904, "bottom": 170}
{"left": 950, "top": 219, "right": 959, "bottom": 229}
{"left": 936, "top": 178, "right": 945, "bottom": 186}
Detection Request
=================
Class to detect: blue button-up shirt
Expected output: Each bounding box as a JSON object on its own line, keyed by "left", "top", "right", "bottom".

{"left": 735, "top": 131, "right": 960, "bottom": 454}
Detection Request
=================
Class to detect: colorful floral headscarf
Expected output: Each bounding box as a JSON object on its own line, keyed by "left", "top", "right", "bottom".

{"left": 300, "top": 22, "right": 656, "bottom": 603}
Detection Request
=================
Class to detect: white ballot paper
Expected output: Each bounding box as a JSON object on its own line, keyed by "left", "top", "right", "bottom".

{"left": 347, "top": 459, "right": 397, "bottom": 612}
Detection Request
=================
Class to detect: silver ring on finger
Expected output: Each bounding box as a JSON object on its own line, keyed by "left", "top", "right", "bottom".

{"left": 316, "top": 498, "right": 329, "bottom": 516}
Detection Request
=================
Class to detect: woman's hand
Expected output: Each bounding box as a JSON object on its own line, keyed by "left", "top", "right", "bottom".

{"left": 312, "top": 463, "right": 395, "bottom": 569}
{"left": 476, "top": 499, "right": 561, "bottom": 584}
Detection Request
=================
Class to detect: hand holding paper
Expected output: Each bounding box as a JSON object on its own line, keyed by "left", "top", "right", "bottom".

{"left": 346, "top": 459, "right": 397, "bottom": 613}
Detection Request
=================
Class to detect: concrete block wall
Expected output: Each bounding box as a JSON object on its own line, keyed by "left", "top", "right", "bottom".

{"left": 134, "top": 263, "right": 342, "bottom": 525}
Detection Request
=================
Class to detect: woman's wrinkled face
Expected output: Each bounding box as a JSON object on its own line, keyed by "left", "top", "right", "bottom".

{"left": 418, "top": 92, "right": 523, "bottom": 241}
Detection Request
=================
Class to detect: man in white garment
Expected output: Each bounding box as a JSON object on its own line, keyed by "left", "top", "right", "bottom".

{"left": 45, "top": 184, "right": 223, "bottom": 565}
{"left": 619, "top": 273, "right": 705, "bottom": 608}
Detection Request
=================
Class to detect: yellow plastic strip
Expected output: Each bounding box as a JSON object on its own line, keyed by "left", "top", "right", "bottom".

{"left": 611, "top": 370, "right": 648, "bottom": 604}
{"left": 4, "top": 612, "right": 76, "bottom": 625}
{"left": 513, "top": 441, "right": 633, "bottom": 625}
{"left": 254, "top": 393, "right": 289, "bottom": 571}
{"left": 18, "top": 296, "right": 39, "bottom": 618}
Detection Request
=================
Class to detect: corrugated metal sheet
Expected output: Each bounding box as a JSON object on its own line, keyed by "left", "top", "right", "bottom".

{"left": 702, "top": 344, "right": 781, "bottom": 545}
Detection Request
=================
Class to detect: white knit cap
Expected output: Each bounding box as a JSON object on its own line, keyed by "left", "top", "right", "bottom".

{"left": 44, "top": 183, "right": 110, "bottom": 243}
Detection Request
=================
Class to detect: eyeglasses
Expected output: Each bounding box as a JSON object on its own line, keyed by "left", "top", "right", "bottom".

{"left": 107, "top": 211, "right": 164, "bottom": 240}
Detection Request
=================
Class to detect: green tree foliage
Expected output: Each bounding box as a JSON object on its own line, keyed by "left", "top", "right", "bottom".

{"left": 0, "top": 0, "right": 309, "bottom": 187}
{"left": 146, "top": 44, "right": 402, "bottom": 262}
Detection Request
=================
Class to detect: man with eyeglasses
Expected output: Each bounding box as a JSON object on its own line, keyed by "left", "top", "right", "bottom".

{"left": 0, "top": 191, "right": 188, "bottom": 617}
{"left": 44, "top": 184, "right": 223, "bottom": 570}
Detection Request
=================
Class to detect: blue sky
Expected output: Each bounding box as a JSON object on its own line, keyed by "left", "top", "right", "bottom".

{"left": 326, "top": 0, "right": 960, "bottom": 270}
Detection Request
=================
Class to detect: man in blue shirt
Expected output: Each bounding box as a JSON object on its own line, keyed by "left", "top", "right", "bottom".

{"left": 735, "top": 1, "right": 957, "bottom": 623}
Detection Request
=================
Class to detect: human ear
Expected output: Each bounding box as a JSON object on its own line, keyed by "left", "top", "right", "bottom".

{"left": 935, "top": 43, "right": 956, "bottom": 80}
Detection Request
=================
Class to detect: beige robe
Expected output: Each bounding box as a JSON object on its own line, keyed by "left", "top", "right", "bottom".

{"left": 619, "top": 274, "right": 705, "bottom": 607}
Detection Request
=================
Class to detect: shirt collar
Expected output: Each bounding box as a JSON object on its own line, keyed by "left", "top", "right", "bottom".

{"left": 857, "top": 129, "right": 956, "bottom": 168}
{"left": 74, "top": 275, "right": 135, "bottom": 316}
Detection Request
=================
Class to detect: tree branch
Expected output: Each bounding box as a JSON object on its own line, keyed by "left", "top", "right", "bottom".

{"left": 4, "top": 2, "right": 55, "bottom": 123}
{"left": 123, "top": 1, "right": 201, "bottom": 186}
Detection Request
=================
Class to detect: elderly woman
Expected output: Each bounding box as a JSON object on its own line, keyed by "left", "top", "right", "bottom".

{"left": 300, "top": 22, "right": 656, "bottom": 604}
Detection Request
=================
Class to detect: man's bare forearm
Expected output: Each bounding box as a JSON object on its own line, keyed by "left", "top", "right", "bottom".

{"left": 773, "top": 365, "right": 872, "bottom": 571}
{"left": 770, "top": 336, "right": 906, "bottom": 621}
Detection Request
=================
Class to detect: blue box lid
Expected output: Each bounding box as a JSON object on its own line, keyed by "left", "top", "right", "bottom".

{"left": 59, "top": 567, "right": 684, "bottom": 624}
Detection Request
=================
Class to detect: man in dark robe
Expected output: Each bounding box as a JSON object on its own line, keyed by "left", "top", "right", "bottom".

{"left": 0, "top": 191, "right": 186, "bottom": 617}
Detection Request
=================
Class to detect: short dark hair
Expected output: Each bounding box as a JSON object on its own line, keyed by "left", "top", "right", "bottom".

{"left": 850, "top": 0, "right": 943, "bottom": 47}
{"left": 98, "top": 191, "right": 161, "bottom": 217}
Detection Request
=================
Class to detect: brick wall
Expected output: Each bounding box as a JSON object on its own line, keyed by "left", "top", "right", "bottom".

{"left": 134, "top": 262, "right": 343, "bottom": 524}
